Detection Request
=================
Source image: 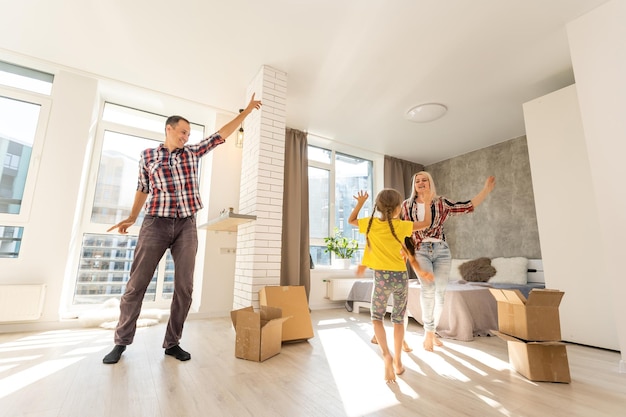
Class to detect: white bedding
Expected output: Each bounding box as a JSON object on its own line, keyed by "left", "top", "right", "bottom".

{"left": 344, "top": 258, "right": 545, "bottom": 341}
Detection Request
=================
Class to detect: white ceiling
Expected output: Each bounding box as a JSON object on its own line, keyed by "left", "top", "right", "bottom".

{"left": 0, "top": 0, "right": 609, "bottom": 164}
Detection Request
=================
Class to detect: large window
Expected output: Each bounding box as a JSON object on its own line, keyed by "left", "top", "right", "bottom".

{"left": 0, "top": 61, "right": 53, "bottom": 257}
{"left": 0, "top": 96, "right": 43, "bottom": 215}
{"left": 308, "top": 144, "right": 373, "bottom": 266}
{"left": 73, "top": 103, "right": 203, "bottom": 305}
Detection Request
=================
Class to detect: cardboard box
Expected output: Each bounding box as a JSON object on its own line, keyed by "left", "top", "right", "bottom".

{"left": 230, "top": 306, "right": 290, "bottom": 362}
{"left": 489, "top": 288, "right": 564, "bottom": 341}
{"left": 495, "top": 331, "right": 571, "bottom": 383}
{"left": 259, "top": 286, "right": 314, "bottom": 342}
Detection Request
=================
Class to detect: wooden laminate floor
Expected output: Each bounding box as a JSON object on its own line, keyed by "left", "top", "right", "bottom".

{"left": 0, "top": 308, "right": 624, "bottom": 417}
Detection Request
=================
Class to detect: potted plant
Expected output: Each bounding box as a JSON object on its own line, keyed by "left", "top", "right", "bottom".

{"left": 324, "top": 227, "right": 359, "bottom": 269}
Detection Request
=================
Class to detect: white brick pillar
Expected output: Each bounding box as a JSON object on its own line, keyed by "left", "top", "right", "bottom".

{"left": 233, "top": 66, "right": 287, "bottom": 309}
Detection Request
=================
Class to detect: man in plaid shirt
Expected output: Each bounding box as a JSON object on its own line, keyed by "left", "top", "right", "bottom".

{"left": 103, "top": 94, "right": 262, "bottom": 364}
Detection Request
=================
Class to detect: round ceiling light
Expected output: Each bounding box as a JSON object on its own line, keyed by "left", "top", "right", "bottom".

{"left": 405, "top": 103, "right": 447, "bottom": 123}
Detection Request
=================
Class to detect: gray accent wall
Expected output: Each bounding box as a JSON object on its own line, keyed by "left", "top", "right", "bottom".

{"left": 425, "top": 136, "right": 541, "bottom": 259}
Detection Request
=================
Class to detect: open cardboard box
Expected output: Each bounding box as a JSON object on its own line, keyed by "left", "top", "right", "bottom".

{"left": 259, "top": 285, "right": 314, "bottom": 342}
{"left": 489, "top": 288, "right": 564, "bottom": 341}
{"left": 494, "top": 331, "right": 571, "bottom": 383}
{"left": 230, "top": 306, "right": 290, "bottom": 362}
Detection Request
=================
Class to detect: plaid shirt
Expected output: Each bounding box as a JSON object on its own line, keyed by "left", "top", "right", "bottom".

{"left": 400, "top": 195, "right": 474, "bottom": 246}
{"left": 137, "top": 132, "right": 225, "bottom": 218}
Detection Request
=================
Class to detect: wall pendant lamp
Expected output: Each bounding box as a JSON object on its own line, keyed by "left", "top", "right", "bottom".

{"left": 405, "top": 103, "right": 447, "bottom": 123}
{"left": 235, "top": 108, "right": 244, "bottom": 148}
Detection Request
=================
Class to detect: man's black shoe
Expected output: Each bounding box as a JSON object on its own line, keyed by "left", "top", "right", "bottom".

{"left": 165, "top": 345, "right": 191, "bottom": 361}
{"left": 103, "top": 345, "right": 126, "bottom": 364}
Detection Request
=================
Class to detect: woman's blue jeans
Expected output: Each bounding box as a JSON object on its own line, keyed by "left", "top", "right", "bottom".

{"left": 414, "top": 241, "right": 451, "bottom": 332}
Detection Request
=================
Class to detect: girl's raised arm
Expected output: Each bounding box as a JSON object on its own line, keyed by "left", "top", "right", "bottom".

{"left": 348, "top": 190, "right": 369, "bottom": 227}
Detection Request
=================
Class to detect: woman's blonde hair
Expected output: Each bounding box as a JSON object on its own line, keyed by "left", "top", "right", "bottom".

{"left": 365, "top": 188, "right": 403, "bottom": 249}
{"left": 409, "top": 171, "right": 437, "bottom": 200}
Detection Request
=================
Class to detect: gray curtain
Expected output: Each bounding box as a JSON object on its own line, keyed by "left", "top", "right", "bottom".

{"left": 384, "top": 155, "right": 424, "bottom": 280}
{"left": 280, "top": 128, "right": 311, "bottom": 297}
{"left": 384, "top": 155, "right": 424, "bottom": 197}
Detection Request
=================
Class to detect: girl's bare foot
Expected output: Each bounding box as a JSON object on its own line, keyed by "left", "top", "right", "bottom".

{"left": 384, "top": 354, "right": 396, "bottom": 383}
{"left": 402, "top": 340, "right": 412, "bottom": 352}
{"left": 373, "top": 335, "right": 412, "bottom": 352}
{"left": 393, "top": 358, "right": 406, "bottom": 376}
{"left": 434, "top": 336, "right": 444, "bottom": 347}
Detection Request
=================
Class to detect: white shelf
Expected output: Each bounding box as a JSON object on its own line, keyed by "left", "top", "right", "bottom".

{"left": 197, "top": 212, "right": 256, "bottom": 232}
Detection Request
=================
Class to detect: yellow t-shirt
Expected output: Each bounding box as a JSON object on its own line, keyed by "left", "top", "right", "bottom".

{"left": 358, "top": 217, "right": 413, "bottom": 271}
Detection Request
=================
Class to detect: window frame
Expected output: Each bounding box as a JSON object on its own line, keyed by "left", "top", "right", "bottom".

{"left": 72, "top": 103, "right": 205, "bottom": 308}
{"left": 307, "top": 135, "right": 384, "bottom": 268}
{"left": 81, "top": 114, "right": 166, "bottom": 237}
{"left": 0, "top": 85, "right": 52, "bottom": 226}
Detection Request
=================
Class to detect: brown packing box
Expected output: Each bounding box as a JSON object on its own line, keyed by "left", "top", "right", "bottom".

{"left": 489, "top": 288, "right": 564, "bottom": 341}
{"left": 230, "top": 306, "right": 290, "bottom": 362}
{"left": 494, "top": 331, "right": 571, "bottom": 383}
{"left": 259, "top": 285, "right": 314, "bottom": 342}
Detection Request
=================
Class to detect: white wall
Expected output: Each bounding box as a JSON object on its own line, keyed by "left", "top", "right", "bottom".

{"left": 523, "top": 85, "right": 617, "bottom": 350}
{"left": 192, "top": 112, "right": 244, "bottom": 318}
{"left": 522, "top": 0, "right": 626, "bottom": 363}
{"left": 567, "top": 0, "right": 626, "bottom": 368}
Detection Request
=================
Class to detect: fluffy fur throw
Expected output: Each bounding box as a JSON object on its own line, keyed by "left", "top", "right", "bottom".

{"left": 459, "top": 257, "right": 496, "bottom": 282}
{"left": 77, "top": 298, "right": 165, "bottom": 329}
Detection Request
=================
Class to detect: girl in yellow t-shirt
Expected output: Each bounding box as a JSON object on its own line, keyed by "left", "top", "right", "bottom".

{"left": 348, "top": 188, "right": 433, "bottom": 383}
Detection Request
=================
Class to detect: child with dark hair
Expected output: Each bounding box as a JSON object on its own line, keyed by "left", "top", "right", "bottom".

{"left": 348, "top": 189, "right": 433, "bottom": 383}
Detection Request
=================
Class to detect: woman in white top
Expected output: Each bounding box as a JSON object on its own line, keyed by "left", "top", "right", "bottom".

{"left": 400, "top": 171, "right": 495, "bottom": 351}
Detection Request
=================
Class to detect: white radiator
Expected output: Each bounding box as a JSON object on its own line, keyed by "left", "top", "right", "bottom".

{"left": 327, "top": 278, "right": 359, "bottom": 301}
{"left": 0, "top": 284, "right": 46, "bottom": 322}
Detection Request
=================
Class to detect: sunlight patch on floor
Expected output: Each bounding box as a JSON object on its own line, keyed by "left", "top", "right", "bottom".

{"left": 64, "top": 345, "right": 110, "bottom": 356}
{"left": 471, "top": 389, "right": 514, "bottom": 416}
{"left": 0, "top": 363, "right": 18, "bottom": 373}
{"left": 0, "top": 328, "right": 110, "bottom": 399}
{"left": 444, "top": 342, "right": 511, "bottom": 371}
{"left": 318, "top": 326, "right": 419, "bottom": 416}
{"left": 317, "top": 318, "right": 349, "bottom": 326}
{"left": 411, "top": 347, "right": 471, "bottom": 381}
{"left": 439, "top": 349, "right": 490, "bottom": 376}
{"left": 19, "top": 329, "right": 105, "bottom": 340}
{"left": 0, "top": 357, "right": 82, "bottom": 399}
{"left": 0, "top": 355, "right": 41, "bottom": 364}
{"left": 0, "top": 341, "right": 79, "bottom": 353}
{"left": 0, "top": 329, "right": 109, "bottom": 353}
{"left": 402, "top": 333, "right": 517, "bottom": 384}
